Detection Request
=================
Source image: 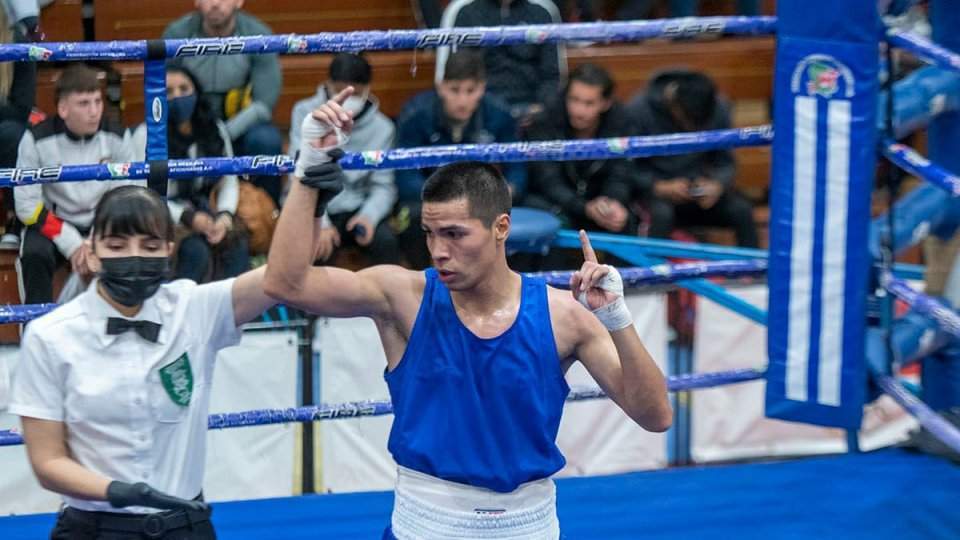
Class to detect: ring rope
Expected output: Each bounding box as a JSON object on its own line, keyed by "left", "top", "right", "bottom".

{"left": 873, "top": 373, "right": 960, "bottom": 455}
{"left": 0, "top": 127, "right": 773, "bottom": 189}
{"left": 887, "top": 29, "right": 960, "bottom": 73}
{"left": 552, "top": 230, "right": 925, "bottom": 279}
{"left": 882, "top": 139, "right": 960, "bottom": 197}
{"left": 0, "top": 260, "right": 767, "bottom": 325}
{"left": 0, "top": 17, "right": 776, "bottom": 63}
{"left": 881, "top": 272, "right": 960, "bottom": 339}
{"left": 0, "top": 368, "right": 764, "bottom": 447}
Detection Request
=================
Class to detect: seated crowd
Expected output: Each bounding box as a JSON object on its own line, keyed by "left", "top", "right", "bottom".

{"left": 3, "top": 0, "right": 761, "bottom": 304}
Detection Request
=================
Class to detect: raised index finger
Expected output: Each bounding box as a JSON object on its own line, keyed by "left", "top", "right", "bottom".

{"left": 330, "top": 86, "right": 355, "bottom": 106}
{"left": 579, "top": 229, "right": 598, "bottom": 263}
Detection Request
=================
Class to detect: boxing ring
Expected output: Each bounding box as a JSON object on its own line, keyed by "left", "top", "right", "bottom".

{"left": 3, "top": 0, "right": 960, "bottom": 537}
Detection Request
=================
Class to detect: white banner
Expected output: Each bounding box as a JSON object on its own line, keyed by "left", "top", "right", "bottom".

{"left": 0, "top": 331, "right": 298, "bottom": 516}
{"left": 319, "top": 292, "right": 669, "bottom": 493}
{"left": 692, "top": 285, "right": 916, "bottom": 462}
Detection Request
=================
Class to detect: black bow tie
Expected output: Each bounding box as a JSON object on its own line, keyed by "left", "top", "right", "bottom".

{"left": 106, "top": 318, "right": 162, "bottom": 343}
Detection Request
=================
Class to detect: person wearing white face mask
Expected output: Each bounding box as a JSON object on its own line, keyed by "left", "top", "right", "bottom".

{"left": 289, "top": 53, "right": 399, "bottom": 265}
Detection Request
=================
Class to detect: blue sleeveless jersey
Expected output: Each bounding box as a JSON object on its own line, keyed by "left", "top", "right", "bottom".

{"left": 385, "top": 269, "right": 570, "bottom": 493}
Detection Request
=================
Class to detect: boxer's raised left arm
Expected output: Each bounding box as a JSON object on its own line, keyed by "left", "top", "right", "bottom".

{"left": 569, "top": 230, "right": 671, "bottom": 432}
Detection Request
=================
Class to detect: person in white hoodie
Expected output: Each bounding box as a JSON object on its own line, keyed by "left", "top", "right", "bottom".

{"left": 289, "top": 53, "right": 399, "bottom": 265}
{"left": 15, "top": 64, "right": 139, "bottom": 304}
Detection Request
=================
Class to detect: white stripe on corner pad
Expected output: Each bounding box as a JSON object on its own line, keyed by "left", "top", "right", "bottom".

{"left": 787, "top": 95, "right": 817, "bottom": 402}
{"left": 817, "top": 99, "right": 851, "bottom": 408}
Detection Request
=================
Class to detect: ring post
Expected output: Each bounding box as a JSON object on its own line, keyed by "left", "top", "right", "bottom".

{"left": 765, "top": 0, "right": 879, "bottom": 429}
{"left": 143, "top": 40, "right": 168, "bottom": 196}
{"left": 922, "top": 0, "right": 960, "bottom": 411}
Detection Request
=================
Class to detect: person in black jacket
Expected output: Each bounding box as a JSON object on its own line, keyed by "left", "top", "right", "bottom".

{"left": 628, "top": 70, "right": 758, "bottom": 248}
{"left": 436, "top": 0, "right": 564, "bottom": 122}
{"left": 0, "top": 9, "right": 36, "bottom": 247}
{"left": 523, "top": 64, "right": 642, "bottom": 236}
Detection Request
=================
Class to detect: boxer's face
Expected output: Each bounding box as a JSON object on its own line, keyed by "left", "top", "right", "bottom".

{"left": 421, "top": 197, "right": 508, "bottom": 290}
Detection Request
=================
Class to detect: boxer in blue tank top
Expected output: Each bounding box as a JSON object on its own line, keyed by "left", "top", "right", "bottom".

{"left": 265, "top": 88, "right": 672, "bottom": 539}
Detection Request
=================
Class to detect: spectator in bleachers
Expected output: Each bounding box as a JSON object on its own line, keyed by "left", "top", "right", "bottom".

{"left": 2, "top": 0, "right": 50, "bottom": 41}
{"left": 0, "top": 5, "right": 36, "bottom": 248}
{"left": 289, "top": 53, "right": 399, "bottom": 265}
{"left": 131, "top": 66, "right": 249, "bottom": 284}
{"left": 163, "top": 0, "right": 284, "bottom": 205}
{"left": 523, "top": 64, "right": 639, "bottom": 236}
{"left": 435, "top": 0, "right": 565, "bottom": 123}
{"left": 628, "top": 69, "right": 758, "bottom": 248}
{"left": 15, "top": 64, "right": 139, "bottom": 304}
{"left": 395, "top": 49, "right": 525, "bottom": 268}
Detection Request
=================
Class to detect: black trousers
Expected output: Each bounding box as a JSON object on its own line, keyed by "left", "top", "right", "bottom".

{"left": 50, "top": 505, "right": 214, "bottom": 540}
{"left": 19, "top": 224, "right": 90, "bottom": 304}
{"left": 646, "top": 191, "right": 759, "bottom": 248}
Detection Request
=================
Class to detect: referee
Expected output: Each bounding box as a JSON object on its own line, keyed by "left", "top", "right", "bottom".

{"left": 9, "top": 186, "right": 276, "bottom": 539}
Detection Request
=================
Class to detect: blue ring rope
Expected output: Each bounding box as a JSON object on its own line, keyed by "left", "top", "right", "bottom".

{"left": 0, "top": 127, "right": 773, "bottom": 188}
{"left": 0, "top": 17, "right": 776, "bottom": 62}
{"left": 881, "top": 273, "right": 960, "bottom": 339}
{"left": 882, "top": 139, "right": 960, "bottom": 197}
{"left": 887, "top": 29, "right": 960, "bottom": 74}
{"left": 0, "top": 368, "right": 764, "bottom": 446}
{"left": 0, "top": 260, "right": 767, "bottom": 324}
{"left": 873, "top": 373, "right": 960, "bottom": 455}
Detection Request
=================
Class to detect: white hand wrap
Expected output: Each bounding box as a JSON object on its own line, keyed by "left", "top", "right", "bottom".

{"left": 577, "top": 265, "right": 634, "bottom": 331}
{"left": 294, "top": 113, "right": 349, "bottom": 178}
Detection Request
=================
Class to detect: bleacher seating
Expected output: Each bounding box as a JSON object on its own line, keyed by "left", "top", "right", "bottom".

{"left": 40, "top": 0, "right": 84, "bottom": 43}
{"left": 30, "top": 2, "right": 776, "bottom": 269}
{"left": 92, "top": 0, "right": 418, "bottom": 40}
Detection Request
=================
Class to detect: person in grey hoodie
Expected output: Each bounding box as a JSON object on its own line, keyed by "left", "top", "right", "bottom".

{"left": 289, "top": 53, "right": 399, "bottom": 265}
{"left": 164, "top": 0, "right": 284, "bottom": 205}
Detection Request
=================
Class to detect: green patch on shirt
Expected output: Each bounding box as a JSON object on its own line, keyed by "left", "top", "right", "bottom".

{"left": 159, "top": 353, "right": 193, "bottom": 407}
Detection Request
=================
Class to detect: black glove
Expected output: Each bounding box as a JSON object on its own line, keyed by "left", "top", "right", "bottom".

{"left": 17, "top": 16, "right": 42, "bottom": 42}
{"left": 107, "top": 481, "right": 209, "bottom": 513}
{"left": 300, "top": 148, "right": 345, "bottom": 217}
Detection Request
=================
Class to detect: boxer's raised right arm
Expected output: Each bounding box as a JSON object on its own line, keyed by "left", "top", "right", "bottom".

{"left": 264, "top": 169, "right": 405, "bottom": 319}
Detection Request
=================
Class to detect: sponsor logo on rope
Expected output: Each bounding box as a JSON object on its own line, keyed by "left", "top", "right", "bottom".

{"left": 662, "top": 20, "right": 725, "bottom": 38}
{"left": 739, "top": 125, "right": 774, "bottom": 139}
{"left": 313, "top": 402, "right": 379, "bottom": 419}
{"left": 107, "top": 163, "right": 131, "bottom": 178}
{"left": 174, "top": 41, "right": 244, "bottom": 57}
{"left": 791, "top": 55, "right": 855, "bottom": 99}
{"left": 415, "top": 32, "right": 484, "bottom": 49}
{"left": 525, "top": 29, "right": 548, "bottom": 44}
{"left": 252, "top": 155, "right": 295, "bottom": 170}
{"left": 606, "top": 138, "right": 629, "bottom": 154}
{"left": 361, "top": 151, "right": 385, "bottom": 166}
{"left": 0, "top": 166, "right": 62, "bottom": 184}
{"left": 286, "top": 35, "right": 308, "bottom": 53}
{"left": 27, "top": 45, "right": 53, "bottom": 61}
{"left": 159, "top": 353, "right": 193, "bottom": 407}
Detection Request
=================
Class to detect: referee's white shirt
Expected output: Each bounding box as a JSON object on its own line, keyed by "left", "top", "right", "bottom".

{"left": 9, "top": 278, "right": 241, "bottom": 513}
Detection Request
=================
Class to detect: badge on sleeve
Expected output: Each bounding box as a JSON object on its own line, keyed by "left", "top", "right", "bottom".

{"left": 159, "top": 353, "right": 193, "bottom": 407}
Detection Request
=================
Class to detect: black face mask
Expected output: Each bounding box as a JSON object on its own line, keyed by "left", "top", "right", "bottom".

{"left": 98, "top": 256, "right": 169, "bottom": 307}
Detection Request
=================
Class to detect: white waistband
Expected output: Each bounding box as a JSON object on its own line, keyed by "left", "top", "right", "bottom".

{"left": 391, "top": 466, "right": 560, "bottom": 540}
